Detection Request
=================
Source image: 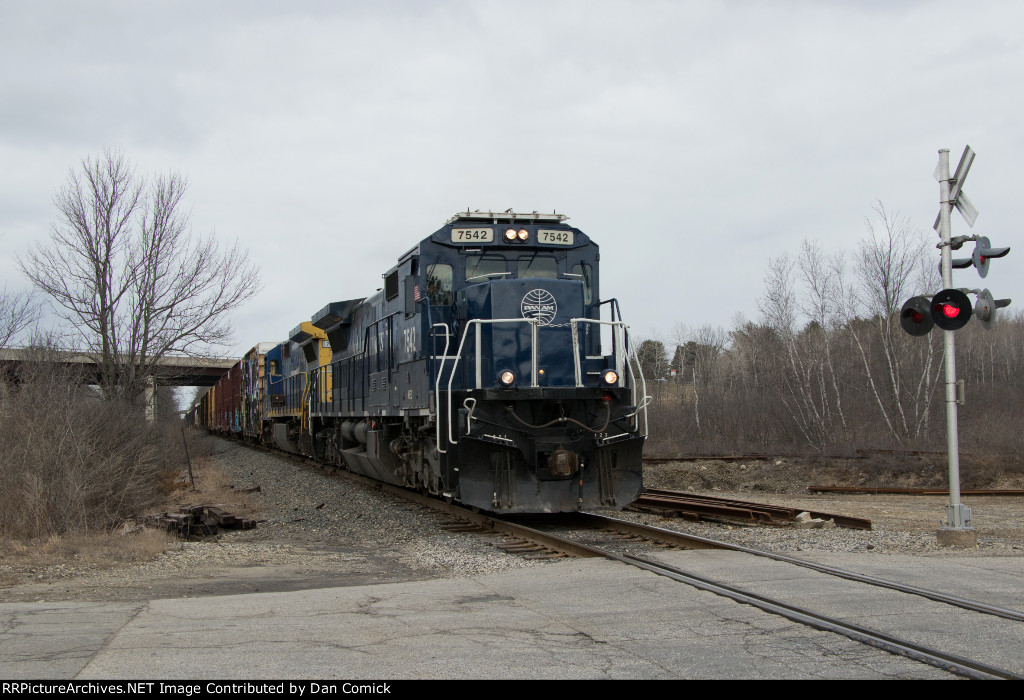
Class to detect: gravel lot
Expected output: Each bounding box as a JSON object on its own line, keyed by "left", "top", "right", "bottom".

{"left": 1, "top": 438, "right": 1021, "bottom": 603}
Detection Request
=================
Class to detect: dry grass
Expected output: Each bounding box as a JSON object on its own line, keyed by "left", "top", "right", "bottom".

{"left": 0, "top": 360, "right": 254, "bottom": 587}
{"left": 0, "top": 529, "right": 175, "bottom": 588}
{"left": 168, "top": 453, "right": 259, "bottom": 515}
{"left": 0, "top": 354, "right": 173, "bottom": 538}
{"left": 0, "top": 451, "right": 255, "bottom": 589}
{"left": 0, "top": 349, "right": 239, "bottom": 540}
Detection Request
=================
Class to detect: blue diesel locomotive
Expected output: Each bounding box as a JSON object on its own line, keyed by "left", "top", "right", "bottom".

{"left": 199, "top": 210, "right": 649, "bottom": 513}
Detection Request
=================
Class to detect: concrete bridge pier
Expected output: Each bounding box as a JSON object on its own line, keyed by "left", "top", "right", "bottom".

{"left": 144, "top": 376, "right": 156, "bottom": 424}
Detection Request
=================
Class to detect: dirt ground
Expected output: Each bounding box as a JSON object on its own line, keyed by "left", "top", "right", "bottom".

{"left": 642, "top": 456, "right": 1024, "bottom": 541}
{"left": 2, "top": 452, "right": 1022, "bottom": 603}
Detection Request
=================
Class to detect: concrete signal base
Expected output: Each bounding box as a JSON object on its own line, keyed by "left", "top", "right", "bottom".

{"left": 936, "top": 527, "right": 978, "bottom": 547}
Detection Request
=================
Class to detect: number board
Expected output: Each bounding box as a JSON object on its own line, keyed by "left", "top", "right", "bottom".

{"left": 451, "top": 228, "right": 494, "bottom": 243}
{"left": 538, "top": 229, "right": 574, "bottom": 245}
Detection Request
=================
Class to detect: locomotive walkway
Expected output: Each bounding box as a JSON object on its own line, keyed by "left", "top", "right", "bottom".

{"left": 2, "top": 553, "right": 1020, "bottom": 679}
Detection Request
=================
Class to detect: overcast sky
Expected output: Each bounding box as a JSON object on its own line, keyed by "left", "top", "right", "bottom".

{"left": 2, "top": 0, "right": 1021, "bottom": 356}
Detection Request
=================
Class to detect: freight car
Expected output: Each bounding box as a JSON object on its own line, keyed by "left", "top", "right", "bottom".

{"left": 192, "top": 210, "right": 648, "bottom": 513}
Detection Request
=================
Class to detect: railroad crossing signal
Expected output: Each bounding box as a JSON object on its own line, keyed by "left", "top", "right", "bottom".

{"left": 899, "top": 289, "right": 978, "bottom": 335}
{"left": 952, "top": 235, "right": 1011, "bottom": 278}
{"left": 900, "top": 296, "right": 934, "bottom": 336}
{"left": 930, "top": 289, "right": 973, "bottom": 331}
{"left": 973, "top": 289, "right": 1012, "bottom": 331}
{"left": 925, "top": 145, "right": 1016, "bottom": 537}
{"left": 934, "top": 146, "right": 979, "bottom": 229}
{"left": 903, "top": 146, "right": 1013, "bottom": 337}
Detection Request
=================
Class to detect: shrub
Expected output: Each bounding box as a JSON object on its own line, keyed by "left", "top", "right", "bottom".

{"left": 0, "top": 351, "right": 173, "bottom": 538}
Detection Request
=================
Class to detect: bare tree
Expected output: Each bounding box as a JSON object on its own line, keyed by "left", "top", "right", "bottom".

{"left": 635, "top": 337, "right": 669, "bottom": 381}
{"left": 671, "top": 323, "right": 726, "bottom": 440}
{"left": 19, "top": 150, "right": 260, "bottom": 402}
{"left": 760, "top": 251, "right": 841, "bottom": 450}
{"left": 0, "top": 286, "right": 36, "bottom": 348}
{"left": 843, "top": 202, "right": 941, "bottom": 441}
{"left": 795, "top": 240, "right": 850, "bottom": 441}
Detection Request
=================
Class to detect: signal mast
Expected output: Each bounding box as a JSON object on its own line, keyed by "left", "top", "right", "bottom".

{"left": 903, "top": 146, "right": 1012, "bottom": 546}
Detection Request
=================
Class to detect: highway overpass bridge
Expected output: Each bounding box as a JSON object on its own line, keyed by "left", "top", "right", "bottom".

{"left": 0, "top": 348, "right": 235, "bottom": 387}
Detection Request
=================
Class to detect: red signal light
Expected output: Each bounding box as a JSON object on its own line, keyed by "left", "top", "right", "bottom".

{"left": 900, "top": 296, "right": 934, "bottom": 336}
{"left": 930, "top": 289, "right": 972, "bottom": 331}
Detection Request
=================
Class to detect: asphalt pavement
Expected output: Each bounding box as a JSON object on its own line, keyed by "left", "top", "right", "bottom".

{"left": 1, "top": 553, "right": 1021, "bottom": 680}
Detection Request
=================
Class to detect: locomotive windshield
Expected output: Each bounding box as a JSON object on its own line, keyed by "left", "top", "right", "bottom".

{"left": 464, "top": 253, "right": 561, "bottom": 282}
{"left": 516, "top": 255, "right": 557, "bottom": 279}
{"left": 465, "top": 254, "right": 509, "bottom": 281}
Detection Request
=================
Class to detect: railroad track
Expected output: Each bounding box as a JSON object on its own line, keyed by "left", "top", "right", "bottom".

{"left": 488, "top": 512, "right": 1024, "bottom": 680}
{"left": 228, "top": 439, "right": 1023, "bottom": 679}
{"left": 303, "top": 466, "right": 1022, "bottom": 679}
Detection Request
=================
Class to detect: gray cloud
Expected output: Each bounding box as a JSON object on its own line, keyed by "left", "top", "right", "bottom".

{"left": 2, "top": 0, "right": 1020, "bottom": 351}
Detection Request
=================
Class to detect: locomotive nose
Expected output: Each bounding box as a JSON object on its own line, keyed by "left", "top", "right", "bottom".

{"left": 460, "top": 278, "right": 585, "bottom": 389}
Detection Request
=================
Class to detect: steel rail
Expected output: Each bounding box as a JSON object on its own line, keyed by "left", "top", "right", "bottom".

{"left": 442, "top": 509, "right": 1024, "bottom": 680}
{"left": 577, "top": 512, "right": 1024, "bottom": 623}
{"left": 233, "top": 440, "right": 1023, "bottom": 624}
{"left": 225, "top": 439, "right": 1021, "bottom": 678}
{"left": 613, "top": 551, "right": 1022, "bottom": 681}
{"left": 641, "top": 448, "right": 954, "bottom": 463}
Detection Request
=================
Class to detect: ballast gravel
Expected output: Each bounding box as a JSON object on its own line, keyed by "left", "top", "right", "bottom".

{"left": 1, "top": 439, "right": 1021, "bottom": 603}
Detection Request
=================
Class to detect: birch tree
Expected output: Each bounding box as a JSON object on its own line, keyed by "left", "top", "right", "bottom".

{"left": 843, "top": 202, "right": 941, "bottom": 441}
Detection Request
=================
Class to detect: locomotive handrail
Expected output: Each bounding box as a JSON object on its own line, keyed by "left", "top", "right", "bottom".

{"left": 431, "top": 323, "right": 452, "bottom": 454}
{"left": 598, "top": 297, "right": 624, "bottom": 324}
{"left": 626, "top": 354, "right": 649, "bottom": 437}
{"left": 443, "top": 318, "right": 540, "bottom": 447}
{"left": 266, "top": 371, "right": 307, "bottom": 419}
{"left": 623, "top": 336, "right": 650, "bottom": 436}
{"left": 568, "top": 318, "right": 627, "bottom": 389}
{"left": 606, "top": 301, "right": 648, "bottom": 434}
{"left": 569, "top": 317, "right": 648, "bottom": 436}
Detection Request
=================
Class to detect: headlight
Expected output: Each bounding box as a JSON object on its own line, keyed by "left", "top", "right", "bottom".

{"left": 517, "top": 229, "right": 529, "bottom": 241}
{"left": 601, "top": 370, "right": 619, "bottom": 385}
{"left": 499, "top": 370, "right": 516, "bottom": 386}
{"left": 504, "top": 228, "right": 518, "bottom": 242}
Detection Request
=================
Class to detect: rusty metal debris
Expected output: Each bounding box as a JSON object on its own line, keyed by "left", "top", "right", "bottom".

{"left": 142, "top": 505, "right": 257, "bottom": 538}
{"left": 628, "top": 489, "right": 872, "bottom": 530}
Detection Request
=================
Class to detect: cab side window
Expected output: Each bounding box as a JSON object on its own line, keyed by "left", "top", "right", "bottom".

{"left": 573, "top": 263, "right": 593, "bottom": 304}
{"left": 426, "top": 263, "right": 453, "bottom": 306}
